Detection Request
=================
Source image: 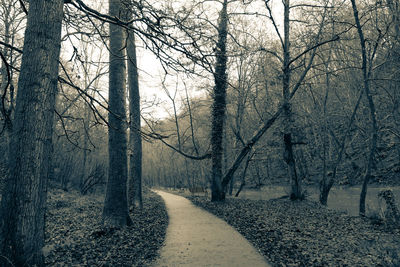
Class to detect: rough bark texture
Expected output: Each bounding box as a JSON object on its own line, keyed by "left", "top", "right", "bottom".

{"left": 351, "top": 0, "right": 378, "bottom": 216}
{"left": 211, "top": 0, "right": 228, "bottom": 201}
{"left": 0, "top": 0, "right": 63, "bottom": 265}
{"left": 127, "top": 26, "right": 143, "bottom": 209}
{"left": 102, "top": 0, "right": 131, "bottom": 227}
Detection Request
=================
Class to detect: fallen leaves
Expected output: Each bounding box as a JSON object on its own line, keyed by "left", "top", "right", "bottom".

{"left": 45, "top": 188, "right": 168, "bottom": 266}
{"left": 188, "top": 196, "right": 400, "bottom": 266}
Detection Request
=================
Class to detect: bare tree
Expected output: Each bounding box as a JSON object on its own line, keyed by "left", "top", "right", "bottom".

{"left": 211, "top": 0, "right": 229, "bottom": 201}
{"left": 281, "top": 0, "right": 304, "bottom": 200}
{"left": 102, "top": 0, "right": 131, "bottom": 227}
{"left": 350, "top": 0, "right": 378, "bottom": 216}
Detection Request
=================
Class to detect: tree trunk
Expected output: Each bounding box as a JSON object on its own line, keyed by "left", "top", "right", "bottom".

{"left": 351, "top": 0, "right": 378, "bottom": 216}
{"left": 319, "top": 52, "right": 332, "bottom": 205}
{"left": 127, "top": 23, "right": 143, "bottom": 210}
{"left": 211, "top": 0, "right": 228, "bottom": 202}
{"left": 235, "top": 151, "right": 252, "bottom": 197}
{"left": 229, "top": 173, "right": 234, "bottom": 196}
{"left": 102, "top": 0, "right": 131, "bottom": 227}
{"left": 81, "top": 97, "right": 90, "bottom": 194}
{"left": 0, "top": 6, "right": 13, "bottom": 159}
{"left": 319, "top": 86, "right": 364, "bottom": 205}
{"left": 223, "top": 125, "right": 232, "bottom": 195}
{"left": 221, "top": 106, "right": 283, "bottom": 188}
{"left": 0, "top": 0, "right": 63, "bottom": 265}
{"left": 282, "top": 0, "right": 303, "bottom": 200}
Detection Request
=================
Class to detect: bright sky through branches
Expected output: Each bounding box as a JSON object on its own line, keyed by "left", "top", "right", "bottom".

{"left": 59, "top": 0, "right": 288, "bottom": 120}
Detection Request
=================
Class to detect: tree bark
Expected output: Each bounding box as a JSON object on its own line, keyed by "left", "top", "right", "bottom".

{"left": 0, "top": 0, "right": 63, "bottom": 265}
{"left": 127, "top": 22, "right": 143, "bottom": 210}
{"left": 211, "top": 0, "right": 228, "bottom": 201}
{"left": 81, "top": 81, "right": 91, "bottom": 193}
{"left": 102, "top": 0, "right": 131, "bottom": 227}
{"left": 234, "top": 151, "right": 252, "bottom": 197}
{"left": 282, "top": 0, "right": 303, "bottom": 200}
{"left": 350, "top": 0, "right": 378, "bottom": 216}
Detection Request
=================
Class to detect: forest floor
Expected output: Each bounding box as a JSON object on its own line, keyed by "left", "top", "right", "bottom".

{"left": 44, "top": 187, "right": 168, "bottom": 266}
{"left": 184, "top": 194, "right": 400, "bottom": 266}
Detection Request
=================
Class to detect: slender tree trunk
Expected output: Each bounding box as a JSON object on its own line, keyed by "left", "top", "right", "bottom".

{"left": 81, "top": 71, "right": 91, "bottom": 193}
{"left": 229, "top": 170, "right": 234, "bottom": 195}
{"left": 0, "top": 0, "right": 63, "bottom": 265}
{"left": 282, "top": 0, "right": 302, "bottom": 200}
{"left": 0, "top": 22, "right": 10, "bottom": 115}
{"left": 319, "top": 9, "right": 335, "bottom": 205}
{"left": 211, "top": 0, "right": 228, "bottom": 201}
{"left": 230, "top": 81, "right": 245, "bottom": 196}
{"left": 319, "top": 52, "right": 332, "bottom": 205}
{"left": 351, "top": 0, "right": 378, "bottom": 216}
{"left": 102, "top": 0, "right": 131, "bottom": 227}
{"left": 221, "top": 106, "right": 283, "bottom": 188}
{"left": 184, "top": 158, "right": 192, "bottom": 189}
{"left": 235, "top": 151, "right": 252, "bottom": 197}
{"left": 184, "top": 86, "right": 199, "bottom": 155}
{"left": 81, "top": 99, "right": 90, "bottom": 194}
{"left": 127, "top": 23, "right": 142, "bottom": 210}
{"left": 0, "top": 8, "right": 13, "bottom": 159}
{"left": 221, "top": 0, "right": 324, "bottom": 190}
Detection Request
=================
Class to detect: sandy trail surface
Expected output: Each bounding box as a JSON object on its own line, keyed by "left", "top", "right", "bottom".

{"left": 153, "top": 190, "right": 270, "bottom": 267}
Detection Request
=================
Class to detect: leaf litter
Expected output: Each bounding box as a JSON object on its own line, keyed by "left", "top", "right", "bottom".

{"left": 45, "top": 188, "right": 168, "bottom": 266}
{"left": 188, "top": 196, "right": 400, "bottom": 266}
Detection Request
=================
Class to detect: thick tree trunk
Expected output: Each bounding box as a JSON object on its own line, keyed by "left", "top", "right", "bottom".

{"left": 127, "top": 25, "right": 143, "bottom": 210}
{"left": 284, "top": 134, "right": 302, "bottom": 200}
{"left": 102, "top": 0, "right": 131, "bottom": 227}
{"left": 211, "top": 0, "right": 228, "bottom": 202}
{"left": 0, "top": 0, "right": 63, "bottom": 265}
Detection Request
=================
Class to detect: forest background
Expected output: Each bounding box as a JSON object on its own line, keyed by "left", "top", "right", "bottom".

{"left": 0, "top": 0, "right": 400, "bottom": 265}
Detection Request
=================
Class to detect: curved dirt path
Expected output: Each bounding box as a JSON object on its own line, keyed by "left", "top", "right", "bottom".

{"left": 153, "top": 190, "right": 270, "bottom": 267}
